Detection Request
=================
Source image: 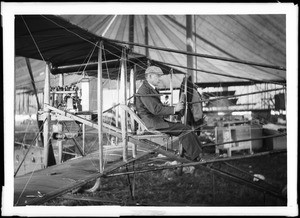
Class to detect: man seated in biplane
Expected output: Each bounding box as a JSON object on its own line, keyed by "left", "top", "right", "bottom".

{"left": 135, "top": 66, "right": 204, "bottom": 162}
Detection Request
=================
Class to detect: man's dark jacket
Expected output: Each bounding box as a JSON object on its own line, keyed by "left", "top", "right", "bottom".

{"left": 136, "top": 80, "right": 174, "bottom": 130}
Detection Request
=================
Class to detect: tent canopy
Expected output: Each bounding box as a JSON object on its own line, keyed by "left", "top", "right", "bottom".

{"left": 15, "top": 14, "right": 286, "bottom": 92}
{"left": 15, "top": 15, "right": 124, "bottom": 67}
{"left": 60, "top": 15, "right": 286, "bottom": 84}
{"left": 15, "top": 15, "right": 186, "bottom": 91}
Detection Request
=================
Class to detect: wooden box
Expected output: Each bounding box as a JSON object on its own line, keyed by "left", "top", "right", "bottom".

{"left": 215, "top": 124, "right": 262, "bottom": 156}
{"left": 263, "top": 128, "right": 287, "bottom": 150}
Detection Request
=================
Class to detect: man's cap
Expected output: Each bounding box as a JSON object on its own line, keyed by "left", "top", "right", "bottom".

{"left": 145, "top": 66, "right": 164, "bottom": 75}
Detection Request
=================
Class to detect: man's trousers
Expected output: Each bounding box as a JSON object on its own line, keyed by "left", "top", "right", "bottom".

{"left": 156, "top": 121, "right": 203, "bottom": 161}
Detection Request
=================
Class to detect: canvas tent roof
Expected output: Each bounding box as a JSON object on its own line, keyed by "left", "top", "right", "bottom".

{"left": 15, "top": 15, "right": 124, "bottom": 67}
{"left": 15, "top": 15, "right": 186, "bottom": 92}
{"left": 15, "top": 14, "right": 286, "bottom": 92}
{"left": 59, "top": 15, "right": 286, "bottom": 85}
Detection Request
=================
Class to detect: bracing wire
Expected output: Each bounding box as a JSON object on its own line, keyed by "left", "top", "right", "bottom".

{"left": 21, "top": 16, "right": 46, "bottom": 62}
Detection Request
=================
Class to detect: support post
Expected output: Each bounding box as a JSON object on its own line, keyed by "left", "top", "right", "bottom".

{"left": 169, "top": 69, "right": 174, "bottom": 149}
{"left": 98, "top": 41, "right": 104, "bottom": 173}
{"left": 130, "top": 65, "right": 137, "bottom": 157}
{"left": 43, "top": 63, "right": 51, "bottom": 167}
{"left": 120, "top": 48, "right": 128, "bottom": 162}
{"left": 114, "top": 78, "right": 120, "bottom": 146}
{"left": 57, "top": 74, "right": 64, "bottom": 163}
{"left": 116, "top": 79, "right": 120, "bottom": 129}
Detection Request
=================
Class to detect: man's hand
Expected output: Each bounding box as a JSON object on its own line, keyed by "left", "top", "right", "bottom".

{"left": 174, "top": 102, "right": 185, "bottom": 112}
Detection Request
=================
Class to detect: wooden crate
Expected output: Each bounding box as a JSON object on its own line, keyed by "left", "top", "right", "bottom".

{"left": 215, "top": 124, "right": 262, "bottom": 156}
{"left": 263, "top": 128, "right": 287, "bottom": 150}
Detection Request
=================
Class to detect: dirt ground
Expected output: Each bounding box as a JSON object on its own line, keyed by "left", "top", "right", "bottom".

{"left": 42, "top": 150, "right": 287, "bottom": 206}
{"left": 14, "top": 121, "right": 287, "bottom": 206}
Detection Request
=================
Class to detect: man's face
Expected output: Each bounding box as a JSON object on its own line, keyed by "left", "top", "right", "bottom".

{"left": 147, "top": 73, "right": 162, "bottom": 87}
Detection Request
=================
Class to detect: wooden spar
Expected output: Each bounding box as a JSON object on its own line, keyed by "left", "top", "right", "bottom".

{"left": 116, "top": 77, "right": 120, "bottom": 128}
{"left": 144, "top": 15, "right": 149, "bottom": 57}
{"left": 43, "top": 63, "right": 51, "bottom": 167}
{"left": 98, "top": 41, "right": 104, "bottom": 173}
{"left": 120, "top": 48, "right": 128, "bottom": 162}
{"left": 57, "top": 74, "right": 64, "bottom": 163}
{"left": 130, "top": 65, "right": 137, "bottom": 157}
{"left": 169, "top": 69, "right": 174, "bottom": 122}
{"left": 114, "top": 74, "right": 120, "bottom": 145}
{"left": 169, "top": 69, "right": 174, "bottom": 149}
{"left": 25, "top": 58, "right": 41, "bottom": 110}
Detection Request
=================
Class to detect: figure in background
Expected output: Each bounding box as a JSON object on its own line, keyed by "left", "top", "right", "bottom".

{"left": 179, "top": 75, "right": 204, "bottom": 135}
{"left": 135, "top": 66, "right": 204, "bottom": 161}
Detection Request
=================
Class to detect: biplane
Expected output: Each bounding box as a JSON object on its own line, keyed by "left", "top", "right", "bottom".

{"left": 12, "top": 14, "right": 288, "bottom": 207}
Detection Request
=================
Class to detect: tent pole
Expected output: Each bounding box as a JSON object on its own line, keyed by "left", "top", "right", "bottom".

{"left": 144, "top": 15, "right": 149, "bottom": 58}
{"left": 98, "top": 41, "right": 104, "bottom": 173}
{"left": 186, "top": 15, "right": 194, "bottom": 82}
{"left": 120, "top": 48, "right": 128, "bottom": 162}
{"left": 194, "top": 15, "right": 198, "bottom": 82}
{"left": 129, "top": 15, "right": 134, "bottom": 50}
{"left": 183, "top": 15, "right": 194, "bottom": 125}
